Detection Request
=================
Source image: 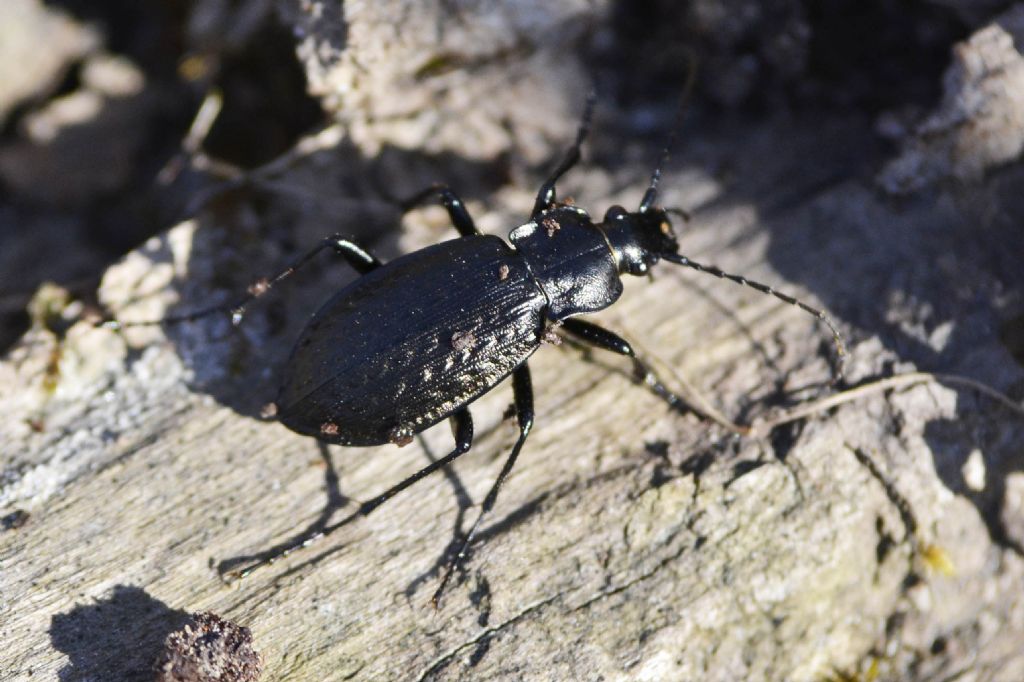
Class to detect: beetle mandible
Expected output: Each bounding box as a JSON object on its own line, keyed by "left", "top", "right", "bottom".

{"left": 116, "top": 92, "right": 845, "bottom": 606}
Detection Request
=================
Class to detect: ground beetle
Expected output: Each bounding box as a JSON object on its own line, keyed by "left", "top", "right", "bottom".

{"left": 114, "top": 93, "right": 844, "bottom": 606}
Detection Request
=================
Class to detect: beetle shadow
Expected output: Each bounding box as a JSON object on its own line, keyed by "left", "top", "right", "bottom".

{"left": 130, "top": 139, "right": 510, "bottom": 422}
{"left": 49, "top": 584, "right": 190, "bottom": 682}
{"left": 923, "top": 398, "right": 1024, "bottom": 554}
{"left": 401, "top": 433, "right": 477, "bottom": 599}
{"left": 217, "top": 441, "right": 352, "bottom": 576}
{"left": 216, "top": 428, "right": 481, "bottom": 593}
{"left": 415, "top": 462, "right": 657, "bottom": 599}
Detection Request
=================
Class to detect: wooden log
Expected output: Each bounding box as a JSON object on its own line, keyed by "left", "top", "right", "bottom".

{"left": 3, "top": 2, "right": 1024, "bottom": 680}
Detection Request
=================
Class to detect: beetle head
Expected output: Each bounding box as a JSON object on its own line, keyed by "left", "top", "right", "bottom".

{"left": 601, "top": 204, "right": 679, "bottom": 276}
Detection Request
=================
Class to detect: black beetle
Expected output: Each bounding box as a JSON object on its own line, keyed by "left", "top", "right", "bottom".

{"left": 113, "top": 94, "right": 844, "bottom": 606}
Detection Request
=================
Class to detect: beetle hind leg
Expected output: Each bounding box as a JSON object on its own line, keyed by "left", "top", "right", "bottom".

{"left": 432, "top": 364, "right": 534, "bottom": 607}
{"left": 226, "top": 235, "right": 383, "bottom": 324}
{"left": 356, "top": 409, "right": 474, "bottom": 517}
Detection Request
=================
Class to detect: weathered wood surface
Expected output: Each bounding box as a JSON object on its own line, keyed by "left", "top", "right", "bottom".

{"left": 3, "top": 2, "right": 1024, "bottom": 681}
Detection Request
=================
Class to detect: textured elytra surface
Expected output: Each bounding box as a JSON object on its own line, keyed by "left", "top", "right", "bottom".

{"left": 278, "top": 235, "right": 545, "bottom": 445}
{"left": 2, "top": 1, "right": 1024, "bottom": 681}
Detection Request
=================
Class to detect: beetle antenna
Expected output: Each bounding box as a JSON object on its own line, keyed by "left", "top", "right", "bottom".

{"left": 662, "top": 252, "right": 846, "bottom": 382}
{"left": 639, "top": 49, "right": 698, "bottom": 213}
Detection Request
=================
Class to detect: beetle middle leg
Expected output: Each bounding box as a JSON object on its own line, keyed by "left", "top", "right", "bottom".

{"left": 531, "top": 90, "right": 597, "bottom": 217}
{"left": 226, "top": 234, "right": 382, "bottom": 324}
{"left": 560, "top": 318, "right": 693, "bottom": 416}
{"left": 106, "top": 234, "right": 383, "bottom": 329}
{"left": 432, "top": 363, "right": 535, "bottom": 606}
{"left": 400, "top": 183, "right": 481, "bottom": 237}
{"left": 221, "top": 408, "right": 475, "bottom": 580}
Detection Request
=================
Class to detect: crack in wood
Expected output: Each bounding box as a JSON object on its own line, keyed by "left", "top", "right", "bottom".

{"left": 413, "top": 593, "right": 563, "bottom": 682}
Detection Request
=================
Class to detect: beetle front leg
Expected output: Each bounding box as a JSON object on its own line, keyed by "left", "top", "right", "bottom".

{"left": 433, "top": 364, "right": 534, "bottom": 607}
{"left": 400, "top": 183, "right": 480, "bottom": 237}
{"left": 220, "top": 408, "right": 474, "bottom": 581}
{"left": 560, "top": 318, "right": 693, "bottom": 416}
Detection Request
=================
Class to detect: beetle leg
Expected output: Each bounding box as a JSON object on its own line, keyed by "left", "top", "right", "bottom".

{"left": 560, "top": 318, "right": 693, "bottom": 416}
{"left": 226, "top": 235, "right": 382, "bottom": 324}
{"left": 400, "top": 183, "right": 480, "bottom": 237}
{"left": 107, "top": 234, "right": 383, "bottom": 329}
{"left": 355, "top": 409, "right": 474, "bottom": 517}
{"left": 220, "top": 408, "right": 474, "bottom": 581}
{"left": 433, "top": 364, "right": 534, "bottom": 607}
{"left": 530, "top": 90, "right": 596, "bottom": 218}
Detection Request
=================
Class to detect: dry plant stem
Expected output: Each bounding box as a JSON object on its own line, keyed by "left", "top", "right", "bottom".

{"left": 184, "top": 90, "right": 224, "bottom": 156}
{"left": 156, "top": 89, "right": 225, "bottom": 185}
{"left": 181, "top": 124, "right": 349, "bottom": 215}
{"left": 181, "top": 119, "right": 347, "bottom": 214}
{"left": 629, "top": 334, "right": 1021, "bottom": 438}
{"left": 748, "top": 371, "right": 1024, "bottom": 437}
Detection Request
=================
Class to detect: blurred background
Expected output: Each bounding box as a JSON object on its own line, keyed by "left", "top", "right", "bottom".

{"left": 1, "top": 0, "right": 1008, "bottom": 354}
